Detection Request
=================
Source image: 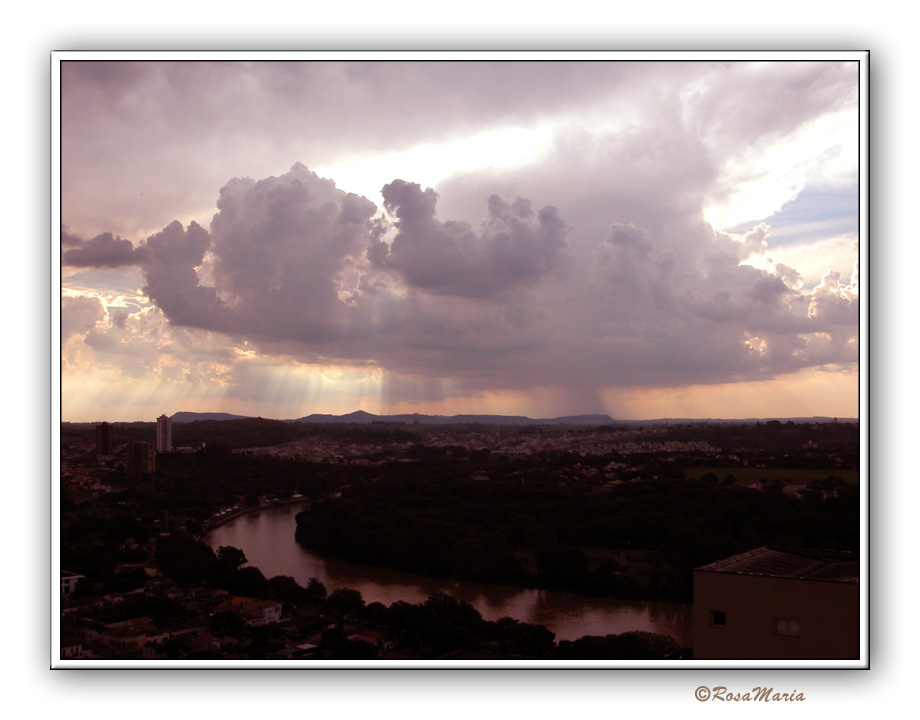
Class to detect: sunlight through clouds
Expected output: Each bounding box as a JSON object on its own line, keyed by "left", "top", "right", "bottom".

{"left": 704, "top": 108, "right": 858, "bottom": 232}
{"left": 314, "top": 122, "right": 556, "bottom": 208}
{"left": 58, "top": 55, "right": 864, "bottom": 421}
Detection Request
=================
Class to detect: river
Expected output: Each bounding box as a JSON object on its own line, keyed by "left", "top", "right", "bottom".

{"left": 202, "top": 502, "right": 692, "bottom": 646}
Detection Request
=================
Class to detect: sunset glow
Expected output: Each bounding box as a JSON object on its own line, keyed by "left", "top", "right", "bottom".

{"left": 57, "top": 54, "right": 864, "bottom": 422}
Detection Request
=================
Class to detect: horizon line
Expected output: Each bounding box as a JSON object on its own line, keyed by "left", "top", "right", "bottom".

{"left": 61, "top": 410, "right": 859, "bottom": 425}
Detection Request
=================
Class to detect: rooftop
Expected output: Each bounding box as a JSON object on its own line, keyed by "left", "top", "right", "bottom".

{"left": 695, "top": 546, "right": 859, "bottom": 583}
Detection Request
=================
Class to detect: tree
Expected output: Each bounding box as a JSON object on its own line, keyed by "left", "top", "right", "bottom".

{"left": 331, "top": 639, "right": 379, "bottom": 660}
{"left": 305, "top": 577, "right": 328, "bottom": 604}
{"left": 217, "top": 545, "right": 247, "bottom": 572}
{"left": 326, "top": 588, "right": 365, "bottom": 618}
{"left": 223, "top": 566, "right": 268, "bottom": 597}
{"left": 363, "top": 601, "right": 389, "bottom": 626}
{"left": 155, "top": 535, "right": 220, "bottom": 584}
{"left": 554, "top": 631, "right": 681, "bottom": 660}
{"left": 492, "top": 617, "right": 555, "bottom": 657}
{"left": 539, "top": 543, "right": 588, "bottom": 586}
{"left": 268, "top": 575, "right": 309, "bottom": 604}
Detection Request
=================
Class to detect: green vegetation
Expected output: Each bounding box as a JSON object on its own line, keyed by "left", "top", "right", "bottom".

{"left": 296, "top": 459, "right": 859, "bottom": 602}
{"left": 61, "top": 418, "right": 418, "bottom": 451}
{"left": 684, "top": 467, "right": 859, "bottom": 485}
{"left": 555, "top": 631, "right": 682, "bottom": 660}
{"left": 63, "top": 497, "right": 687, "bottom": 660}
{"left": 60, "top": 418, "right": 859, "bottom": 660}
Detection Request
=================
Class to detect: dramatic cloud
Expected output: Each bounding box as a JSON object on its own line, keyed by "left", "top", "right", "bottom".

{"left": 62, "top": 231, "right": 150, "bottom": 267}
{"left": 370, "top": 180, "right": 567, "bottom": 297}
{"left": 594, "top": 223, "right": 676, "bottom": 311}
{"left": 59, "top": 58, "right": 862, "bottom": 420}
{"left": 687, "top": 62, "right": 858, "bottom": 161}
{"left": 107, "top": 161, "right": 856, "bottom": 398}
{"left": 808, "top": 267, "right": 859, "bottom": 326}
{"left": 60, "top": 61, "right": 664, "bottom": 240}
{"left": 141, "top": 220, "right": 229, "bottom": 331}
{"left": 61, "top": 227, "right": 83, "bottom": 247}
{"left": 61, "top": 294, "right": 105, "bottom": 344}
{"left": 206, "top": 163, "right": 378, "bottom": 339}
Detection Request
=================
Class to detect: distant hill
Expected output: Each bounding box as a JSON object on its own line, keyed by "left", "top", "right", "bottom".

{"left": 62, "top": 412, "right": 857, "bottom": 428}
{"left": 170, "top": 411, "right": 252, "bottom": 423}
{"left": 632, "top": 416, "right": 856, "bottom": 426}
{"left": 286, "top": 412, "right": 856, "bottom": 427}
{"left": 289, "top": 410, "right": 615, "bottom": 426}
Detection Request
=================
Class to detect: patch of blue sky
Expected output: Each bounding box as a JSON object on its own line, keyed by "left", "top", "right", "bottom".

{"left": 728, "top": 184, "right": 859, "bottom": 247}
{"left": 62, "top": 266, "right": 146, "bottom": 297}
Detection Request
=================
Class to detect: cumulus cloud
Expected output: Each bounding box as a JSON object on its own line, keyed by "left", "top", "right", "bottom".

{"left": 771, "top": 262, "right": 805, "bottom": 291}
{"left": 808, "top": 269, "right": 859, "bottom": 325}
{"left": 61, "top": 227, "right": 83, "bottom": 247}
{"left": 595, "top": 223, "right": 675, "bottom": 311}
{"left": 206, "top": 163, "right": 379, "bottom": 340}
{"left": 62, "top": 231, "right": 151, "bottom": 267}
{"left": 61, "top": 294, "right": 105, "bottom": 343}
{"left": 65, "top": 292, "right": 239, "bottom": 386}
{"left": 141, "top": 220, "right": 229, "bottom": 331}
{"left": 115, "top": 163, "right": 383, "bottom": 351}
{"left": 688, "top": 62, "right": 858, "bottom": 161}
{"left": 369, "top": 180, "right": 567, "bottom": 297}
{"left": 68, "top": 158, "right": 858, "bottom": 402}
{"left": 61, "top": 61, "right": 659, "bottom": 240}
{"left": 60, "top": 60, "right": 861, "bottom": 416}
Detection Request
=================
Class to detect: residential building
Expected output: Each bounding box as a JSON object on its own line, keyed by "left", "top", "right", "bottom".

{"left": 693, "top": 546, "right": 859, "bottom": 660}
{"left": 127, "top": 441, "right": 155, "bottom": 479}
{"left": 217, "top": 597, "right": 284, "bottom": 626}
{"left": 156, "top": 414, "right": 172, "bottom": 453}
{"left": 95, "top": 422, "right": 114, "bottom": 456}
{"left": 61, "top": 570, "right": 85, "bottom": 596}
{"left": 61, "top": 633, "right": 86, "bottom": 659}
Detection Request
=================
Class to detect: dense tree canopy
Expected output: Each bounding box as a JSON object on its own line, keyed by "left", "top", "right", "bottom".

{"left": 296, "top": 461, "right": 858, "bottom": 601}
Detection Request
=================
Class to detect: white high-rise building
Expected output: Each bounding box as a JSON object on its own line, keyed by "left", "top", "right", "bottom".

{"left": 156, "top": 414, "right": 172, "bottom": 453}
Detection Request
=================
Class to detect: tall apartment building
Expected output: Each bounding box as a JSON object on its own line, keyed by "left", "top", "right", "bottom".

{"left": 95, "top": 421, "right": 114, "bottom": 456}
{"left": 126, "top": 441, "right": 155, "bottom": 479}
{"left": 156, "top": 414, "right": 172, "bottom": 453}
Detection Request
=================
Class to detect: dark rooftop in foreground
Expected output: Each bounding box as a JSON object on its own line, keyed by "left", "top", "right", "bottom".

{"left": 695, "top": 546, "right": 859, "bottom": 583}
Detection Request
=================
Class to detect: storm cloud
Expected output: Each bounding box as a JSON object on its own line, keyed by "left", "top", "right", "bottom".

{"left": 90, "top": 159, "right": 857, "bottom": 397}
{"left": 370, "top": 180, "right": 567, "bottom": 297}
{"left": 62, "top": 231, "right": 151, "bottom": 267}
{"left": 59, "top": 58, "right": 862, "bottom": 419}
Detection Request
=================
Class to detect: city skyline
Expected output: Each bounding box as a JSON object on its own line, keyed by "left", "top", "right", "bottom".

{"left": 58, "top": 54, "right": 864, "bottom": 423}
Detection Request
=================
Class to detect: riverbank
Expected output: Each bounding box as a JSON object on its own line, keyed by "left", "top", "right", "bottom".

{"left": 203, "top": 501, "right": 694, "bottom": 646}
{"left": 207, "top": 493, "right": 684, "bottom": 606}
{"left": 197, "top": 496, "right": 311, "bottom": 539}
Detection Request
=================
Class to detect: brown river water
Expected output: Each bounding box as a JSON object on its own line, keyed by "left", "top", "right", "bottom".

{"left": 203, "top": 502, "right": 692, "bottom": 645}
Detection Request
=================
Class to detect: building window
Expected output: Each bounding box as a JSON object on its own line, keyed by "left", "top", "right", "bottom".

{"left": 711, "top": 610, "right": 726, "bottom": 627}
{"left": 774, "top": 617, "right": 801, "bottom": 636}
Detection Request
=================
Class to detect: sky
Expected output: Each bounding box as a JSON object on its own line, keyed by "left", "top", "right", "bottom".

{"left": 57, "top": 55, "right": 863, "bottom": 422}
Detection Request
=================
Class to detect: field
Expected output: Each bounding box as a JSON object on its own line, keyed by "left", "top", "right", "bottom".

{"left": 683, "top": 466, "right": 859, "bottom": 485}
